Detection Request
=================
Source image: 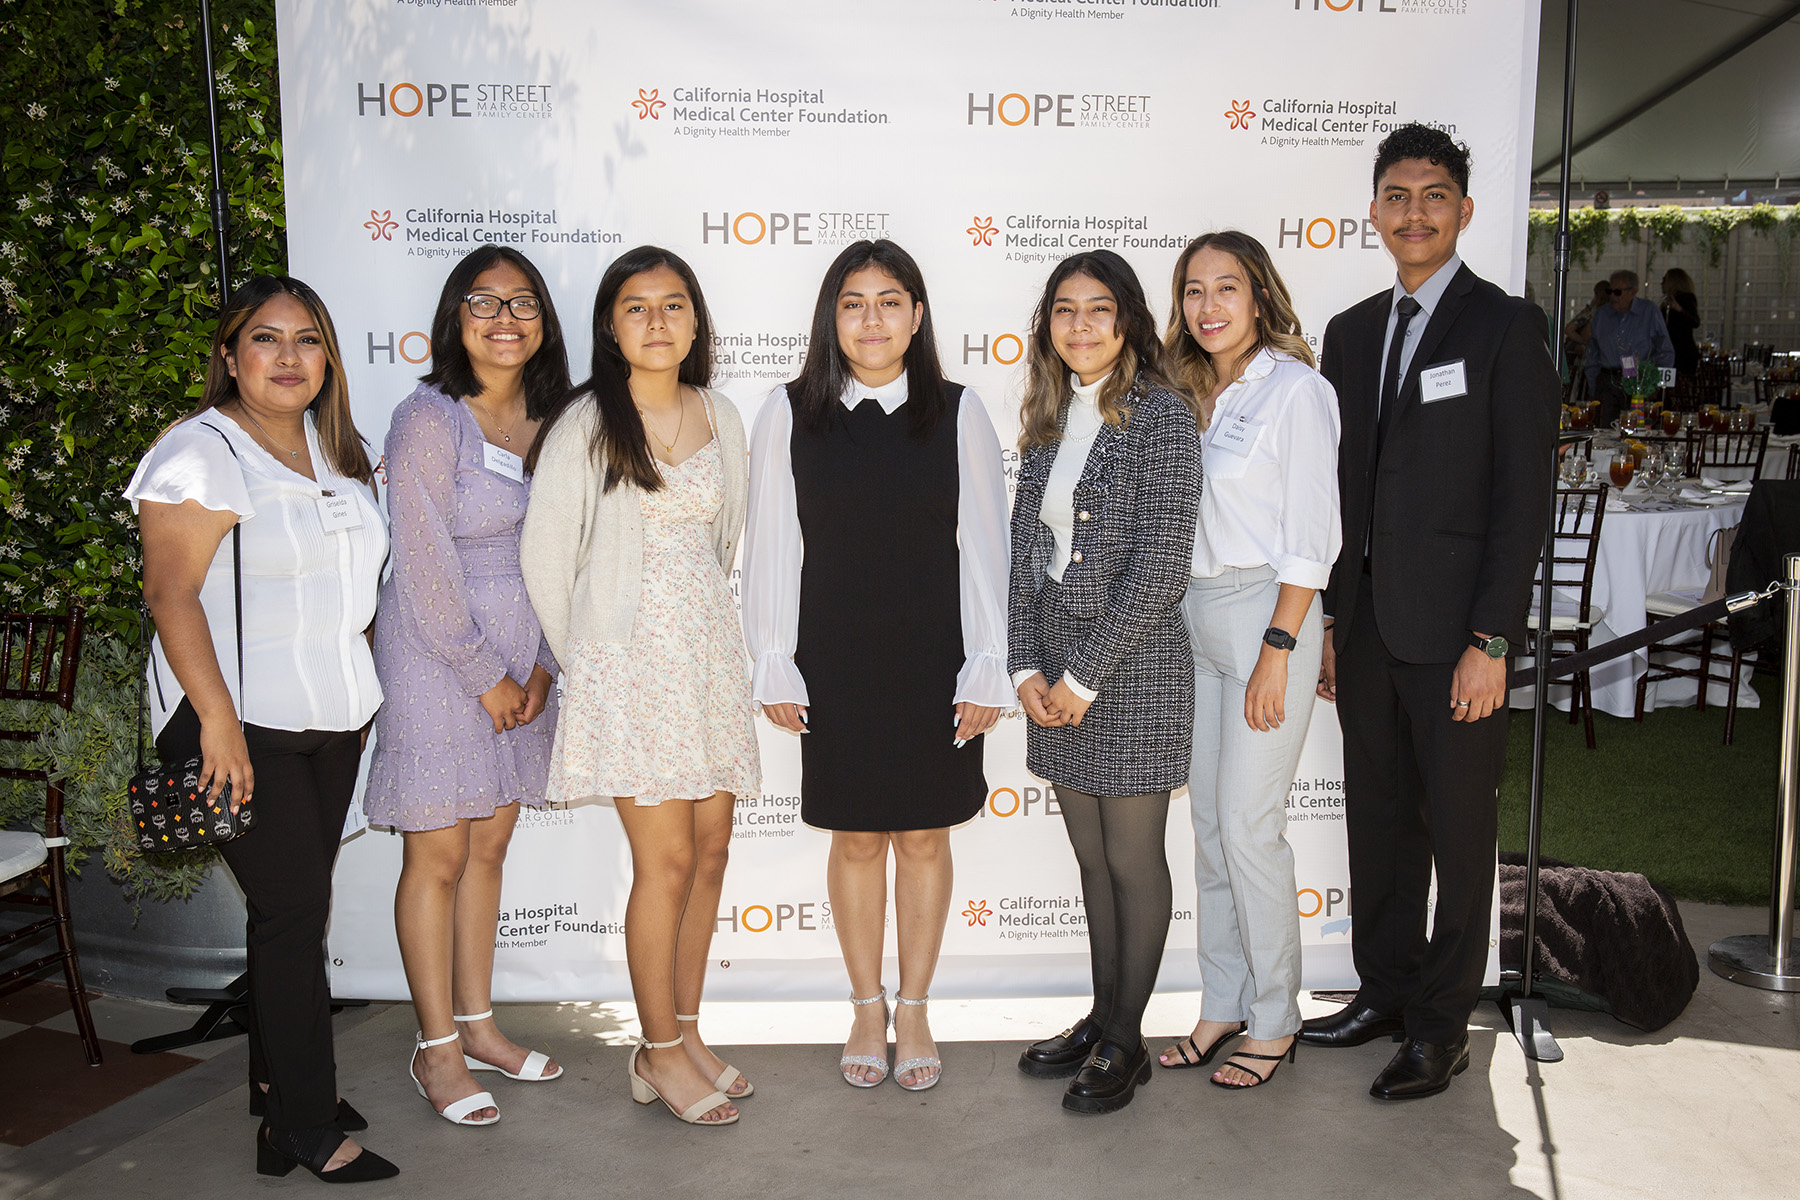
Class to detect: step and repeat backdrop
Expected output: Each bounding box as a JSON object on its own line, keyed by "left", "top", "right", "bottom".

{"left": 276, "top": 0, "right": 1537, "bottom": 1002}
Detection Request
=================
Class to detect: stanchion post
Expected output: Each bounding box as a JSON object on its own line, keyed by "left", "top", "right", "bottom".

{"left": 1708, "top": 552, "right": 1800, "bottom": 990}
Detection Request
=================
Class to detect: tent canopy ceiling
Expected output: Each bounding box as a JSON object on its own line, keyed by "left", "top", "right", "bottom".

{"left": 1533, "top": 0, "right": 1800, "bottom": 185}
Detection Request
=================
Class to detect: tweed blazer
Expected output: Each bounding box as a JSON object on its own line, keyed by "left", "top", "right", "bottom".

{"left": 1007, "top": 376, "right": 1202, "bottom": 796}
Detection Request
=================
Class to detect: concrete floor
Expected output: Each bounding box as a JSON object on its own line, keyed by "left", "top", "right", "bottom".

{"left": 2, "top": 901, "right": 1795, "bottom": 1200}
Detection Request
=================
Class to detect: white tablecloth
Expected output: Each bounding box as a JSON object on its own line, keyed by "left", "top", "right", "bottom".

{"left": 1511, "top": 496, "right": 1752, "bottom": 718}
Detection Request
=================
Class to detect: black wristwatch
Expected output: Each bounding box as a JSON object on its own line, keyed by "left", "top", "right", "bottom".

{"left": 1470, "top": 632, "right": 1509, "bottom": 659}
{"left": 1263, "top": 627, "right": 1298, "bottom": 652}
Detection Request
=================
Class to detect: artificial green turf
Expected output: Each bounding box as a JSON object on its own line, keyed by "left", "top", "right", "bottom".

{"left": 1497, "top": 691, "right": 1788, "bottom": 905}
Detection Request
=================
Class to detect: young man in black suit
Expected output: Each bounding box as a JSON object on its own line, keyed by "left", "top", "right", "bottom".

{"left": 1304, "top": 125, "right": 1558, "bottom": 1099}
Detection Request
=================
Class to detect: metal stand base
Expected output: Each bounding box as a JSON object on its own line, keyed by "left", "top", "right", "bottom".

{"left": 129, "top": 972, "right": 372, "bottom": 1055}
{"left": 1501, "top": 993, "right": 1565, "bottom": 1063}
{"left": 1708, "top": 935, "right": 1800, "bottom": 991}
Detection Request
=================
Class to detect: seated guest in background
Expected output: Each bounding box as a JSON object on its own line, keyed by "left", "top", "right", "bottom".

{"left": 129, "top": 276, "right": 398, "bottom": 1181}
{"left": 1154, "top": 232, "right": 1340, "bottom": 1090}
{"left": 1660, "top": 268, "right": 1701, "bottom": 378}
{"left": 366, "top": 245, "right": 569, "bottom": 1128}
{"left": 1307, "top": 125, "right": 1558, "bottom": 1101}
{"left": 742, "top": 240, "right": 1010, "bottom": 1095}
{"left": 523, "top": 246, "right": 759, "bottom": 1126}
{"left": 1585, "top": 268, "right": 1674, "bottom": 425}
{"left": 1009, "top": 250, "right": 1200, "bottom": 1114}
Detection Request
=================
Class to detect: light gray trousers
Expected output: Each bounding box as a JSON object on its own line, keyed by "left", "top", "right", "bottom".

{"left": 1181, "top": 566, "right": 1321, "bottom": 1040}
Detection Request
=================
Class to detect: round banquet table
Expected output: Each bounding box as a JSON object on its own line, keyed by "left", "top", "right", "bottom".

{"left": 1510, "top": 492, "right": 1754, "bottom": 718}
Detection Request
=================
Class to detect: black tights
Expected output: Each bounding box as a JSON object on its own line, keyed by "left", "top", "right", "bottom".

{"left": 1057, "top": 786, "right": 1172, "bottom": 1047}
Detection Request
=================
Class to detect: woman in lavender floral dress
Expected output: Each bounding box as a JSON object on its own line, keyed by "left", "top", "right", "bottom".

{"left": 365, "top": 246, "right": 571, "bottom": 1126}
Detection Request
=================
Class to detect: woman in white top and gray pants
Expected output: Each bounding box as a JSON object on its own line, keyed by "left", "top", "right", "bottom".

{"left": 1156, "top": 232, "right": 1342, "bottom": 1090}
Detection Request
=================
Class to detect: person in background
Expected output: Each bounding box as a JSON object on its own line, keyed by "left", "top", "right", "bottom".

{"left": 1305, "top": 125, "right": 1558, "bottom": 1101}
{"left": 366, "top": 245, "right": 570, "bottom": 1128}
{"left": 741, "top": 239, "right": 1011, "bottom": 1095}
{"left": 1153, "top": 231, "right": 1340, "bottom": 1090}
{"left": 129, "top": 276, "right": 397, "bottom": 1182}
{"left": 1586, "top": 268, "right": 1674, "bottom": 424}
{"left": 1660, "top": 268, "right": 1701, "bottom": 378}
{"left": 522, "top": 246, "right": 759, "bottom": 1127}
{"left": 1008, "top": 249, "right": 1200, "bottom": 1115}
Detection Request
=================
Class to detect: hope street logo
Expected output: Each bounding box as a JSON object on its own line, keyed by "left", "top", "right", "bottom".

{"left": 1293, "top": 0, "right": 1468, "bottom": 13}
{"left": 966, "top": 90, "right": 1151, "bottom": 130}
{"left": 355, "top": 80, "right": 555, "bottom": 119}
{"left": 700, "top": 209, "right": 889, "bottom": 247}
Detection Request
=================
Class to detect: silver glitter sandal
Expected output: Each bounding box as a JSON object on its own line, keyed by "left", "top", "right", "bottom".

{"left": 893, "top": 994, "right": 942, "bottom": 1091}
{"left": 840, "top": 989, "right": 890, "bottom": 1087}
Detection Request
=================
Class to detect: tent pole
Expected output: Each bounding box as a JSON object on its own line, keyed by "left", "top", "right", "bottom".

{"left": 199, "top": 0, "right": 231, "bottom": 303}
{"left": 1504, "top": 0, "right": 1576, "bottom": 1065}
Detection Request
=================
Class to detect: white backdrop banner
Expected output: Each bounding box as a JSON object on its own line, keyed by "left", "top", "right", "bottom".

{"left": 276, "top": 0, "right": 1532, "bottom": 1001}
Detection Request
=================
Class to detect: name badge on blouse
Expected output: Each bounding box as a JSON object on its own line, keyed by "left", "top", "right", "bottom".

{"left": 484, "top": 442, "right": 525, "bottom": 483}
{"left": 316, "top": 490, "right": 362, "bottom": 533}
{"left": 1420, "top": 359, "right": 1468, "bottom": 403}
{"left": 1212, "top": 413, "right": 1263, "bottom": 457}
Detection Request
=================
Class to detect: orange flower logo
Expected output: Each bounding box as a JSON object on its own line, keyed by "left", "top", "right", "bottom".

{"left": 363, "top": 209, "right": 397, "bottom": 241}
{"left": 633, "top": 88, "right": 665, "bottom": 120}
{"left": 963, "top": 899, "right": 992, "bottom": 927}
{"left": 967, "top": 216, "right": 997, "bottom": 247}
{"left": 1225, "top": 100, "right": 1255, "bottom": 131}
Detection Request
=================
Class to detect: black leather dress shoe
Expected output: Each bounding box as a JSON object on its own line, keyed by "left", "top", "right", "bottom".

{"left": 1018, "top": 1015, "right": 1104, "bottom": 1079}
{"left": 1297, "top": 997, "right": 1406, "bottom": 1048}
{"left": 1369, "top": 1035, "right": 1470, "bottom": 1100}
{"left": 1061, "top": 1039, "right": 1151, "bottom": 1114}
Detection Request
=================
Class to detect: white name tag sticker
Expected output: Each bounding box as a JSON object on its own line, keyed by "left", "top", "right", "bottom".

{"left": 484, "top": 442, "right": 525, "bottom": 482}
{"left": 1620, "top": 355, "right": 1637, "bottom": 373}
{"left": 1420, "top": 359, "right": 1468, "bottom": 403}
{"left": 316, "top": 491, "right": 362, "bottom": 532}
{"left": 1212, "top": 413, "right": 1264, "bottom": 456}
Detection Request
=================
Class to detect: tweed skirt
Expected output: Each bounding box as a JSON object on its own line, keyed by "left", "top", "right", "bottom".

{"left": 1024, "top": 578, "right": 1194, "bottom": 797}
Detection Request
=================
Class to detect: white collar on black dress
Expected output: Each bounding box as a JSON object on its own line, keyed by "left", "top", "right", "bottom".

{"left": 838, "top": 374, "right": 909, "bottom": 414}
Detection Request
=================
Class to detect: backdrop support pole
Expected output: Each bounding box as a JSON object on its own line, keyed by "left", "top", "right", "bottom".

{"left": 1502, "top": 0, "right": 1578, "bottom": 1065}
{"left": 198, "top": 0, "right": 231, "bottom": 303}
{"left": 1708, "top": 553, "right": 1800, "bottom": 990}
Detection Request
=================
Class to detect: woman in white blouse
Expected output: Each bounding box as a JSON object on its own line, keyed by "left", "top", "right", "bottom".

{"left": 742, "top": 239, "right": 1011, "bottom": 1092}
{"left": 128, "top": 277, "right": 397, "bottom": 1181}
{"left": 1154, "top": 231, "right": 1341, "bottom": 1090}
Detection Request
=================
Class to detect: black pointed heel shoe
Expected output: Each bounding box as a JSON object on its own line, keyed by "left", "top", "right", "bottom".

{"left": 256, "top": 1121, "right": 399, "bottom": 1183}
{"left": 1018, "top": 1015, "right": 1104, "bottom": 1079}
{"left": 248, "top": 1086, "right": 369, "bottom": 1132}
{"left": 1061, "top": 1039, "right": 1151, "bottom": 1114}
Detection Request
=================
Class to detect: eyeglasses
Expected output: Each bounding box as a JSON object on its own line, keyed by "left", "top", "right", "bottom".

{"left": 1610, "top": 287, "right": 1633, "bottom": 297}
{"left": 463, "top": 294, "right": 543, "bottom": 320}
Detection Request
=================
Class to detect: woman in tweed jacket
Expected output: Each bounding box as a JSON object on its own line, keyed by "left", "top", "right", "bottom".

{"left": 1007, "top": 250, "right": 1202, "bottom": 1115}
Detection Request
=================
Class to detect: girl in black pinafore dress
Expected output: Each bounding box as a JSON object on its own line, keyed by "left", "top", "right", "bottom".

{"left": 741, "top": 240, "right": 1013, "bottom": 1095}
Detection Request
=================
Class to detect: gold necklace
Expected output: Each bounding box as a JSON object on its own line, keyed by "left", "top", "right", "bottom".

{"left": 636, "top": 394, "right": 685, "bottom": 454}
{"left": 234, "top": 405, "right": 303, "bottom": 460}
{"left": 466, "top": 396, "right": 519, "bottom": 444}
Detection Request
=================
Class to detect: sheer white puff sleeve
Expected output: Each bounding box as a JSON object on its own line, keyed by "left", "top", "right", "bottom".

{"left": 740, "top": 386, "right": 809, "bottom": 707}
{"left": 954, "top": 389, "right": 1017, "bottom": 709}
{"left": 124, "top": 417, "right": 255, "bottom": 518}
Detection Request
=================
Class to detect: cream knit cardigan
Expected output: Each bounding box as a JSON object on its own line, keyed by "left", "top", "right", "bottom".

{"left": 520, "top": 388, "right": 748, "bottom": 665}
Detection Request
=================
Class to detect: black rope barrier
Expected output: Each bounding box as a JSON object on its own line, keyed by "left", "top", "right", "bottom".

{"left": 1507, "top": 588, "right": 1778, "bottom": 691}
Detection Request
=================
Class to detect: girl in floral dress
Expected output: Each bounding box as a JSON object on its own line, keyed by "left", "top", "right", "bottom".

{"left": 521, "top": 246, "right": 758, "bottom": 1128}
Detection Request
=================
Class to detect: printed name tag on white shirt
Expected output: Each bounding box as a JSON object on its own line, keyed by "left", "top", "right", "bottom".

{"left": 1420, "top": 359, "right": 1468, "bottom": 403}
{"left": 484, "top": 442, "right": 525, "bottom": 482}
{"left": 1212, "top": 412, "right": 1264, "bottom": 456}
{"left": 316, "top": 491, "right": 362, "bottom": 532}
{"left": 1621, "top": 355, "right": 1637, "bottom": 373}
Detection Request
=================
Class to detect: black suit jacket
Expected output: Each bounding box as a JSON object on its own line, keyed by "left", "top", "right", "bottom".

{"left": 1321, "top": 263, "right": 1559, "bottom": 663}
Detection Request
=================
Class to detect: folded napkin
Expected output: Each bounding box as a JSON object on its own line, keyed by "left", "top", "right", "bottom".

{"left": 1677, "top": 486, "right": 1735, "bottom": 505}
{"left": 1699, "top": 476, "right": 1754, "bottom": 493}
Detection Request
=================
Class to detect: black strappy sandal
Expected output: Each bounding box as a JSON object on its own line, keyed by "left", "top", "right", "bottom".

{"left": 1159, "top": 1021, "right": 1247, "bottom": 1070}
{"left": 1209, "top": 1038, "right": 1297, "bottom": 1089}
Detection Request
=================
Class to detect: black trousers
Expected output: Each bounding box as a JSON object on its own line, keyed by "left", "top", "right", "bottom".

{"left": 157, "top": 701, "right": 361, "bottom": 1132}
{"left": 1592, "top": 369, "right": 1629, "bottom": 428}
{"left": 1336, "top": 577, "right": 1507, "bottom": 1045}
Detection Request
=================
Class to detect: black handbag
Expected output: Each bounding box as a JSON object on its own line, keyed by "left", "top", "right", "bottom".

{"left": 128, "top": 427, "right": 256, "bottom": 853}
